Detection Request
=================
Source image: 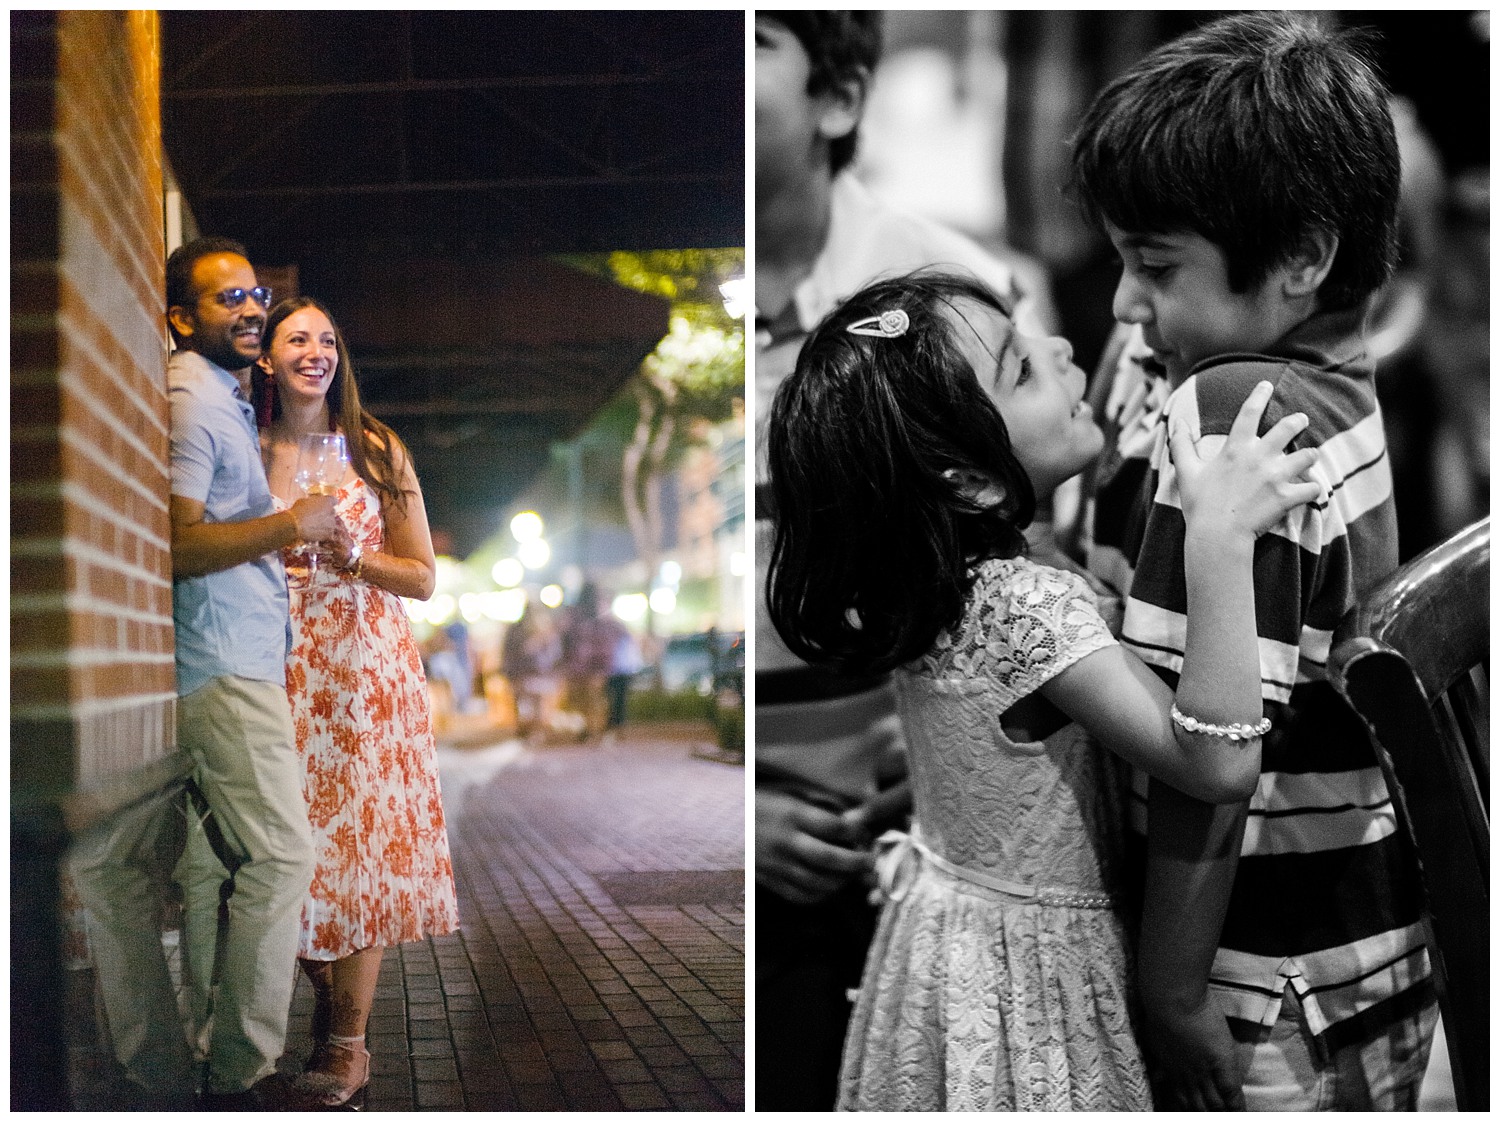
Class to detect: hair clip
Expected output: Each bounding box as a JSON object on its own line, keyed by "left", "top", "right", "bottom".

{"left": 846, "top": 309, "right": 910, "bottom": 339}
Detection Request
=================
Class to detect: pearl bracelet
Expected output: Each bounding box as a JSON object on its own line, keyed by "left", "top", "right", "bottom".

{"left": 1170, "top": 704, "right": 1271, "bottom": 741}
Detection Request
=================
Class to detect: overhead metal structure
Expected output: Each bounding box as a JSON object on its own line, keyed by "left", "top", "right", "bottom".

{"left": 162, "top": 11, "right": 745, "bottom": 553}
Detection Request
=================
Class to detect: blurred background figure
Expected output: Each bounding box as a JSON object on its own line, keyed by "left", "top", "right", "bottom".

{"left": 423, "top": 627, "right": 466, "bottom": 733}
{"left": 501, "top": 601, "right": 563, "bottom": 741}
{"left": 442, "top": 619, "right": 480, "bottom": 715}
{"left": 560, "top": 582, "right": 629, "bottom": 744}
{"left": 604, "top": 621, "right": 646, "bottom": 744}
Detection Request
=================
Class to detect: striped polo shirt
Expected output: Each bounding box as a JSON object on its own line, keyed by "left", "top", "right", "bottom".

{"left": 1085, "top": 310, "right": 1433, "bottom": 1047}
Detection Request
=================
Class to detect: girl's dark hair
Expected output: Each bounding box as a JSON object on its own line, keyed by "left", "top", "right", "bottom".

{"left": 254, "top": 296, "right": 414, "bottom": 515}
{"left": 767, "top": 270, "right": 1036, "bottom": 675}
{"left": 1068, "top": 11, "right": 1399, "bottom": 311}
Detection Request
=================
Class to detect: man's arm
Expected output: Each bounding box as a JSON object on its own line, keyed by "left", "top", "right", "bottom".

{"left": 1139, "top": 780, "right": 1249, "bottom": 1110}
{"left": 169, "top": 493, "right": 338, "bottom": 578}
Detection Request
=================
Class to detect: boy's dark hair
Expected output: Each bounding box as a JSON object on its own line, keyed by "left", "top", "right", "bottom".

{"left": 165, "top": 235, "right": 250, "bottom": 341}
{"left": 762, "top": 11, "right": 883, "bottom": 175}
{"left": 1068, "top": 12, "right": 1399, "bottom": 311}
{"left": 767, "top": 270, "right": 1036, "bottom": 675}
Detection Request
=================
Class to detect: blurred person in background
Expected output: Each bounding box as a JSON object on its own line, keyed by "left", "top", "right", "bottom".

{"left": 560, "top": 582, "right": 627, "bottom": 744}
{"left": 604, "top": 623, "right": 645, "bottom": 744}
{"left": 503, "top": 601, "right": 563, "bottom": 740}
{"left": 753, "top": 10, "right": 1048, "bottom": 1108}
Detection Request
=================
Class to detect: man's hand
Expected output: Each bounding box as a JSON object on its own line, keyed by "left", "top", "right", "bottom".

{"left": 324, "top": 517, "right": 359, "bottom": 569}
{"left": 287, "top": 494, "right": 339, "bottom": 543}
{"left": 1144, "top": 992, "right": 1245, "bottom": 1111}
{"left": 755, "top": 787, "right": 873, "bottom": 906}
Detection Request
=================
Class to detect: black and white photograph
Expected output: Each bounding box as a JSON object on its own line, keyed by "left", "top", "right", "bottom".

{"left": 751, "top": 9, "right": 1486, "bottom": 1113}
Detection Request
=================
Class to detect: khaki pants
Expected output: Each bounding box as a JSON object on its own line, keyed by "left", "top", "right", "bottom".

{"left": 69, "top": 785, "right": 193, "bottom": 1093}
{"left": 174, "top": 676, "right": 314, "bottom": 1093}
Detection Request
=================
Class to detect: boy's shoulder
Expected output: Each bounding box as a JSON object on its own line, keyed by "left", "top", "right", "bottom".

{"left": 1182, "top": 305, "right": 1378, "bottom": 436}
{"left": 1185, "top": 353, "right": 1300, "bottom": 430}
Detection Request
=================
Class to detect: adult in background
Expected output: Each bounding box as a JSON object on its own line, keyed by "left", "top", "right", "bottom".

{"left": 502, "top": 601, "right": 563, "bottom": 739}
{"left": 560, "top": 582, "right": 626, "bottom": 744}
{"left": 604, "top": 624, "right": 645, "bottom": 744}
{"left": 255, "top": 296, "right": 459, "bottom": 1107}
{"left": 164, "top": 237, "right": 336, "bottom": 1106}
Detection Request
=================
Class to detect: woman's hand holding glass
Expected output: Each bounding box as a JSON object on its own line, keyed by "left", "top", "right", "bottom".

{"left": 292, "top": 431, "right": 349, "bottom": 573}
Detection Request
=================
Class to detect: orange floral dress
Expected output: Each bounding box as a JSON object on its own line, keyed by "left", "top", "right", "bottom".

{"left": 280, "top": 475, "right": 459, "bottom": 959}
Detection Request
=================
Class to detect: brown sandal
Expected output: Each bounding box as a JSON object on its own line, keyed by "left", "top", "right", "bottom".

{"left": 294, "top": 1036, "right": 370, "bottom": 1108}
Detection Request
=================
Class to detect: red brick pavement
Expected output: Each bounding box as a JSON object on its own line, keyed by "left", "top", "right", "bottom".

{"left": 67, "top": 727, "right": 746, "bottom": 1111}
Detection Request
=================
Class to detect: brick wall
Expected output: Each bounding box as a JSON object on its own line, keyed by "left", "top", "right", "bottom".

{"left": 13, "top": 13, "right": 175, "bottom": 1105}
{"left": 12, "top": 10, "right": 174, "bottom": 803}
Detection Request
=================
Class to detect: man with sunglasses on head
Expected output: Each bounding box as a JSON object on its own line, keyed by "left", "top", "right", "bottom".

{"left": 161, "top": 235, "right": 338, "bottom": 1107}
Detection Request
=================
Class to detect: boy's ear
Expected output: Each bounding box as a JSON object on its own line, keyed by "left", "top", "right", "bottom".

{"left": 815, "top": 67, "right": 869, "bottom": 146}
{"left": 1283, "top": 229, "right": 1339, "bottom": 298}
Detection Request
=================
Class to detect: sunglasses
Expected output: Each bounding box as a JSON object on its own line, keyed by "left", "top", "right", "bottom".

{"left": 206, "top": 286, "right": 273, "bottom": 310}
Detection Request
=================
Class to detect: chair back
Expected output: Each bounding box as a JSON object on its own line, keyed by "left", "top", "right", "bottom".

{"left": 1328, "top": 516, "right": 1489, "bottom": 1109}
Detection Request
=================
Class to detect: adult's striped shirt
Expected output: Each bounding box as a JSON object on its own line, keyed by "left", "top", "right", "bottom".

{"left": 1085, "top": 310, "right": 1432, "bottom": 1047}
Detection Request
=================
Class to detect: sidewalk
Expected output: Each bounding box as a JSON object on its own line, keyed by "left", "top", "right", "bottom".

{"left": 67, "top": 720, "right": 745, "bottom": 1111}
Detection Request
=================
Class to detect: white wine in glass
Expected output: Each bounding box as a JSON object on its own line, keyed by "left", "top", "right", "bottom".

{"left": 293, "top": 431, "right": 349, "bottom": 574}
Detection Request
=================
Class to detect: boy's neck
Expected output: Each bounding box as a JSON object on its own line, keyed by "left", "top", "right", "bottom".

{"left": 755, "top": 171, "right": 834, "bottom": 320}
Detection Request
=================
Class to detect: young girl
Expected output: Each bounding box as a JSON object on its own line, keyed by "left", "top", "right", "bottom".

{"left": 765, "top": 271, "right": 1320, "bottom": 1111}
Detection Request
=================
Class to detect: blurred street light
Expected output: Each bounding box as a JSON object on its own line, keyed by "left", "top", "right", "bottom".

{"left": 492, "top": 557, "right": 524, "bottom": 587}
{"left": 540, "top": 584, "right": 565, "bottom": 609}
{"left": 719, "top": 276, "right": 748, "bottom": 320}
{"left": 518, "top": 538, "right": 551, "bottom": 570}
{"left": 510, "top": 511, "right": 544, "bottom": 542}
{"left": 492, "top": 589, "right": 528, "bottom": 622}
{"left": 613, "top": 593, "right": 649, "bottom": 622}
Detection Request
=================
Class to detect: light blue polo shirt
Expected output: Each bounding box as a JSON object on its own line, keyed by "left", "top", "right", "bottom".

{"left": 167, "top": 350, "right": 291, "bottom": 696}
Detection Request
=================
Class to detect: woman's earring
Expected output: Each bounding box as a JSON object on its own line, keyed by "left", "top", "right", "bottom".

{"left": 256, "top": 370, "right": 276, "bottom": 429}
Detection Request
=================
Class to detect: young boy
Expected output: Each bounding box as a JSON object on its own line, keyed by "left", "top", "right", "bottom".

{"left": 1069, "top": 13, "right": 1435, "bottom": 1111}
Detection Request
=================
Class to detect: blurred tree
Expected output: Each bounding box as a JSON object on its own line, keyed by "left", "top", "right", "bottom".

{"left": 557, "top": 249, "right": 745, "bottom": 632}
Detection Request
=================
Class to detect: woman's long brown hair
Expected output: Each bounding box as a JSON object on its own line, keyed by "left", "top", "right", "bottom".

{"left": 255, "top": 295, "right": 413, "bottom": 514}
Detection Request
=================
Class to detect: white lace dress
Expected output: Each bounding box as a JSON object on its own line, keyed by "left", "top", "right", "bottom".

{"left": 837, "top": 555, "right": 1153, "bottom": 1111}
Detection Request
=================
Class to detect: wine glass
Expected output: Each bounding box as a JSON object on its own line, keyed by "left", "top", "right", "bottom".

{"left": 292, "top": 431, "right": 348, "bottom": 575}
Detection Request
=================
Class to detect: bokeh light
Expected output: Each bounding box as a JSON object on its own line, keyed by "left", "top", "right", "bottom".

{"left": 491, "top": 557, "right": 524, "bottom": 587}
{"left": 540, "top": 584, "right": 565, "bottom": 609}
{"left": 612, "top": 593, "right": 649, "bottom": 622}
{"left": 510, "top": 511, "right": 544, "bottom": 542}
{"left": 518, "top": 538, "right": 551, "bottom": 570}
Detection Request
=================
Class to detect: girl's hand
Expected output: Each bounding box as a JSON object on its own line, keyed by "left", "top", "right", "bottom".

{"left": 1172, "top": 380, "right": 1323, "bottom": 541}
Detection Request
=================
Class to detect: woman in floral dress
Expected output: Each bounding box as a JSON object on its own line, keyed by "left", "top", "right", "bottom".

{"left": 255, "top": 296, "right": 459, "bottom": 1107}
